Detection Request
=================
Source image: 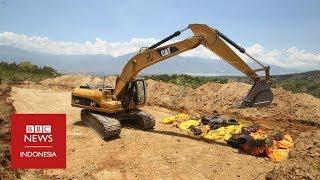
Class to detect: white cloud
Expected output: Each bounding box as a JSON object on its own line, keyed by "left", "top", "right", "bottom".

{"left": 0, "top": 31, "right": 320, "bottom": 69}
{"left": 287, "top": 47, "right": 320, "bottom": 63}
{"left": 0, "top": 32, "right": 157, "bottom": 56}
{"left": 243, "top": 43, "right": 320, "bottom": 68}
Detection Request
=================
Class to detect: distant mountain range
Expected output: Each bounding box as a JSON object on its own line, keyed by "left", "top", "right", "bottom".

{"left": 0, "top": 45, "right": 302, "bottom": 76}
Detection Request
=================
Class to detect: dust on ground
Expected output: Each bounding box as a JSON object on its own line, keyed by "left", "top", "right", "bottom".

{"left": 12, "top": 87, "right": 275, "bottom": 180}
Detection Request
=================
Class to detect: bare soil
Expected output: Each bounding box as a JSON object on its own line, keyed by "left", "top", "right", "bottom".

{"left": 266, "top": 130, "right": 320, "bottom": 180}
{"left": 12, "top": 87, "right": 275, "bottom": 180}
{"left": 0, "top": 84, "right": 17, "bottom": 179}
{"left": 40, "top": 74, "right": 103, "bottom": 88}
{"left": 9, "top": 75, "right": 320, "bottom": 179}
{"left": 146, "top": 80, "right": 320, "bottom": 137}
{"left": 39, "top": 74, "right": 116, "bottom": 90}
{"left": 145, "top": 80, "right": 320, "bottom": 179}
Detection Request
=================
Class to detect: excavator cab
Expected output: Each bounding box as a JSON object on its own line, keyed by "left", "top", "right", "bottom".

{"left": 121, "top": 79, "right": 146, "bottom": 110}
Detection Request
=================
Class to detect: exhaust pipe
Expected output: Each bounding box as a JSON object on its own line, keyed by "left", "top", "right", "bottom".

{"left": 238, "top": 79, "right": 273, "bottom": 108}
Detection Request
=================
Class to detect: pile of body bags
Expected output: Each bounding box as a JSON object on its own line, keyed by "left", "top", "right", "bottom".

{"left": 161, "top": 112, "right": 294, "bottom": 162}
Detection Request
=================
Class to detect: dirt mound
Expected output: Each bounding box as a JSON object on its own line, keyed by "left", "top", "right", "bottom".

{"left": 40, "top": 74, "right": 103, "bottom": 89}
{"left": 37, "top": 76, "right": 320, "bottom": 128}
{"left": 146, "top": 80, "right": 193, "bottom": 111}
{"left": 39, "top": 74, "right": 118, "bottom": 90}
{"left": 145, "top": 79, "right": 320, "bottom": 179}
{"left": 0, "top": 84, "right": 17, "bottom": 179}
{"left": 146, "top": 80, "right": 320, "bottom": 124}
{"left": 38, "top": 75, "right": 320, "bottom": 122}
{"left": 266, "top": 130, "right": 320, "bottom": 179}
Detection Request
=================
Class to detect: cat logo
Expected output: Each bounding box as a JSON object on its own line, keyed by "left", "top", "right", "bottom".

{"left": 157, "top": 47, "right": 179, "bottom": 57}
{"left": 160, "top": 47, "right": 171, "bottom": 57}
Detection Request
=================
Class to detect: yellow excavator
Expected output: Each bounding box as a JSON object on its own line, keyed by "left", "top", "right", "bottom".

{"left": 71, "top": 24, "right": 273, "bottom": 139}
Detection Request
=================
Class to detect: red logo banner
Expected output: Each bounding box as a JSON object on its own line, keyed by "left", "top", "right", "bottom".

{"left": 11, "top": 114, "right": 66, "bottom": 169}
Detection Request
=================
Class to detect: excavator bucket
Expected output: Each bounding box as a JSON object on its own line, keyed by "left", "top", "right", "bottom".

{"left": 238, "top": 79, "right": 273, "bottom": 108}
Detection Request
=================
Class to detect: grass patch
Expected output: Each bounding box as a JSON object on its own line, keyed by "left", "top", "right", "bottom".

{"left": 0, "top": 61, "right": 59, "bottom": 83}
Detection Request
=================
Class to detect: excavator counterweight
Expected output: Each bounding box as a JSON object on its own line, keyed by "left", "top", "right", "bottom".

{"left": 71, "top": 23, "right": 273, "bottom": 139}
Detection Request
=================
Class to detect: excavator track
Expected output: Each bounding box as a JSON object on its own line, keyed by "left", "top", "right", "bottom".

{"left": 130, "top": 110, "right": 156, "bottom": 130}
{"left": 81, "top": 109, "right": 121, "bottom": 139}
{"left": 80, "top": 109, "right": 154, "bottom": 139}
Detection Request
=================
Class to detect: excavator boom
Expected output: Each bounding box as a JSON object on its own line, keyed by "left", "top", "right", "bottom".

{"left": 114, "top": 24, "right": 273, "bottom": 108}
{"left": 113, "top": 36, "right": 203, "bottom": 98}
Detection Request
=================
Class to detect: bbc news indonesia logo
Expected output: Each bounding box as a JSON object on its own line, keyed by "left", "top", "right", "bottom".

{"left": 22, "top": 125, "right": 54, "bottom": 157}
{"left": 11, "top": 114, "right": 66, "bottom": 169}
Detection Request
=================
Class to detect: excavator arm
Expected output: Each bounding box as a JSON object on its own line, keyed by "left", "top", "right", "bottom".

{"left": 114, "top": 24, "right": 273, "bottom": 108}
{"left": 113, "top": 36, "right": 203, "bottom": 98}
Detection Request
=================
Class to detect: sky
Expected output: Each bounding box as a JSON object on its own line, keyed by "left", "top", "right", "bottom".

{"left": 0, "top": 0, "right": 320, "bottom": 69}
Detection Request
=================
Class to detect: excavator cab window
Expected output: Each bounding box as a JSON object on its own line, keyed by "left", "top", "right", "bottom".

{"left": 133, "top": 80, "right": 146, "bottom": 105}
{"left": 122, "top": 79, "right": 146, "bottom": 110}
